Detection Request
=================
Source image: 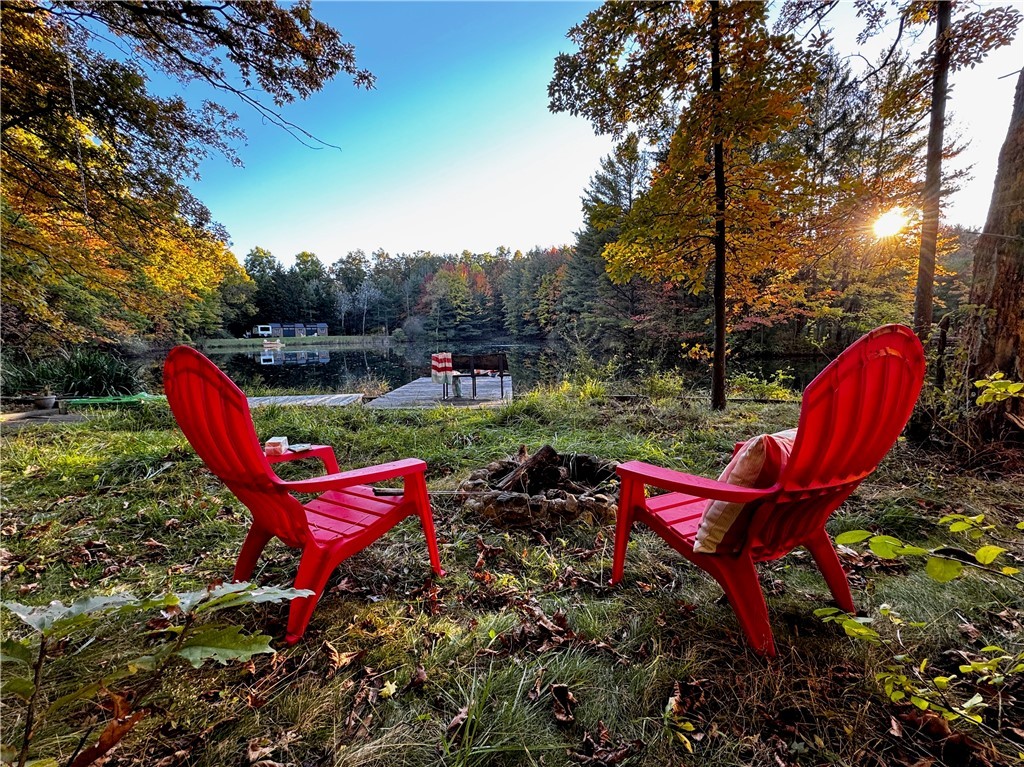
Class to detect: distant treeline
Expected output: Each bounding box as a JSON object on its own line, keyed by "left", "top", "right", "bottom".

{"left": 229, "top": 220, "right": 972, "bottom": 365}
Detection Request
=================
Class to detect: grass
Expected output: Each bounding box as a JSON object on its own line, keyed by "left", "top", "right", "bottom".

{"left": 1, "top": 383, "right": 1022, "bottom": 766}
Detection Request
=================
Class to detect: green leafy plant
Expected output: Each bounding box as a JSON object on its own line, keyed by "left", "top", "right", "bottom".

{"left": 727, "top": 369, "right": 798, "bottom": 401}
{"left": 1, "top": 582, "right": 310, "bottom": 767}
{"left": 820, "top": 511, "right": 1023, "bottom": 746}
{"left": 974, "top": 372, "right": 1024, "bottom": 405}
{"left": 816, "top": 605, "right": 1023, "bottom": 735}
{"left": 640, "top": 369, "right": 689, "bottom": 401}
{"left": 834, "top": 513, "right": 1022, "bottom": 584}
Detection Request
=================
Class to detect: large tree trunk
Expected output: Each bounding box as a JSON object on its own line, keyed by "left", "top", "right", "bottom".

{"left": 962, "top": 69, "right": 1024, "bottom": 438}
{"left": 913, "top": 0, "right": 952, "bottom": 344}
{"left": 710, "top": 0, "right": 727, "bottom": 411}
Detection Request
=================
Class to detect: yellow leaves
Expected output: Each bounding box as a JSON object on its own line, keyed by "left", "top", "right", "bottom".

{"left": 1, "top": 149, "right": 241, "bottom": 341}
{"left": 142, "top": 229, "right": 240, "bottom": 298}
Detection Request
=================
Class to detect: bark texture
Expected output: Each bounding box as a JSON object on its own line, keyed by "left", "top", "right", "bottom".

{"left": 913, "top": 0, "right": 952, "bottom": 343}
{"left": 963, "top": 69, "right": 1024, "bottom": 436}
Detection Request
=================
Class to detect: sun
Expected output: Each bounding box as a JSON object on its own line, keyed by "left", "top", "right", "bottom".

{"left": 873, "top": 208, "right": 909, "bottom": 238}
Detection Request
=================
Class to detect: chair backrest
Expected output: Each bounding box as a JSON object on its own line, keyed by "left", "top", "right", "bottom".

{"left": 746, "top": 325, "right": 925, "bottom": 560}
{"left": 163, "top": 346, "right": 310, "bottom": 547}
{"left": 451, "top": 353, "right": 508, "bottom": 374}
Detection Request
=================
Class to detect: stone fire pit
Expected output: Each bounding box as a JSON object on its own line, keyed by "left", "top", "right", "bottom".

{"left": 458, "top": 445, "right": 619, "bottom": 528}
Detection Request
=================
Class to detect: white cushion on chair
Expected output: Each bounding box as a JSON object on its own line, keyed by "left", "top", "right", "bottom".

{"left": 693, "top": 429, "right": 797, "bottom": 554}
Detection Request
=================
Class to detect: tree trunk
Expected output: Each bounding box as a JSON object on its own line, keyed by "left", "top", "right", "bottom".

{"left": 710, "top": 0, "right": 727, "bottom": 411}
{"left": 963, "top": 69, "right": 1024, "bottom": 438}
{"left": 913, "top": 0, "right": 951, "bottom": 344}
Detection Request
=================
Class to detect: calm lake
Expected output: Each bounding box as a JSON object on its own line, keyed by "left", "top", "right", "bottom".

{"left": 202, "top": 343, "right": 561, "bottom": 393}
{"left": 198, "top": 341, "right": 831, "bottom": 394}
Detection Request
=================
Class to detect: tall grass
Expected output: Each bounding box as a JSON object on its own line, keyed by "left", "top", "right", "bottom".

{"left": 1, "top": 347, "right": 143, "bottom": 396}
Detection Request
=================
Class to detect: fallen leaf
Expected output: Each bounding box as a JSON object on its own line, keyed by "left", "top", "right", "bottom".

{"left": 958, "top": 622, "right": 981, "bottom": 641}
{"left": 568, "top": 721, "right": 643, "bottom": 765}
{"left": 152, "top": 749, "right": 190, "bottom": 767}
{"left": 446, "top": 705, "right": 470, "bottom": 745}
{"left": 527, "top": 668, "right": 546, "bottom": 702}
{"left": 344, "top": 669, "right": 382, "bottom": 739}
{"left": 146, "top": 616, "right": 172, "bottom": 631}
{"left": 323, "top": 641, "right": 361, "bottom": 678}
{"left": 331, "top": 576, "right": 364, "bottom": 594}
{"left": 474, "top": 537, "right": 503, "bottom": 569}
{"left": 404, "top": 664, "right": 427, "bottom": 692}
{"left": 551, "top": 683, "right": 577, "bottom": 723}
{"left": 68, "top": 691, "right": 147, "bottom": 767}
{"left": 666, "top": 679, "right": 706, "bottom": 720}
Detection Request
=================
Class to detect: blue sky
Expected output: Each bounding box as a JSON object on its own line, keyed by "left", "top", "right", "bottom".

{"left": 182, "top": 1, "right": 1023, "bottom": 267}
{"left": 187, "top": 1, "right": 612, "bottom": 265}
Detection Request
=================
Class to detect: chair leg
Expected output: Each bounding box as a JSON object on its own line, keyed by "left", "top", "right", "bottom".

{"left": 233, "top": 526, "right": 273, "bottom": 582}
{"left": 285, "top": 546, "right": 334, "bottom": 644}
{"left": 321, "top": 450, "right": 341, "bottom": 475}
{"left": 409, "top": 473, "right": 445, "bottom": 577}
{"left": 611, "top": 477, "right": 641, "bottom": 585}
{"left": 707, "top": 554, "right": 776, "bottom": 657}
{"left": 807, "top": 530, "right": 856, "bottom": 614}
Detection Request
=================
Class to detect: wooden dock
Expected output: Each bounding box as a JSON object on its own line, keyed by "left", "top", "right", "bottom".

{"left": 246, "top": 394, "right": 363, "bottom": 408}
{"left": 367, "top": 376, "right": 513, "bottom": 409}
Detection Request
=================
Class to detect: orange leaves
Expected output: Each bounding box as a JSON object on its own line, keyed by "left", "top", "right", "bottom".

{"left": 67, "top": 690, "right": 148, "bottom": 767}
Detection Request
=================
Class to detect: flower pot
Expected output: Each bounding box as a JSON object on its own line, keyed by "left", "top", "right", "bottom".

{"left": 33, "top": 395, "right": 57, "bottom": 410}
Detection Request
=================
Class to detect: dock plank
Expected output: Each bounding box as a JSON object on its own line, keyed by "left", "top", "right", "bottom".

{"left": 247, "top": 394, "right": 363, "bottom": 408}
{"left": 367, "top": 376, "right": 512, "bottom": 409}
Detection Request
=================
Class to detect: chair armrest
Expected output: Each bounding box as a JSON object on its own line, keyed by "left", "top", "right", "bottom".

{"left": 617, "top": 460, "right": 777, "bottom": 503}
{"left": 278, "top": 458, "right": 426, "bottom": 493}
{"left": 266, "top": 445, "right": 341, "bottom": 474}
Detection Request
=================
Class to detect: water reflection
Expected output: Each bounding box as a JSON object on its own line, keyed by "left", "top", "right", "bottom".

{"left": 256, "top": 350, "right": 332, "bottom": 366}
{"left": 189, "top": 342, "right": 828, "bottom": 395}
{"left": 204, "top": 343, "right": 553, "bottom": 393}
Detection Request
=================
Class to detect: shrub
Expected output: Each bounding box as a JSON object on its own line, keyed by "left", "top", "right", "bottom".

{"left": 641, "top": 369, "right": 688, "bottom": 400}
{"left": 1, "top": 347, "right": 144, "bottom": 397}
{"left": 727, "top": 369, "right": 798, "bottom": 401}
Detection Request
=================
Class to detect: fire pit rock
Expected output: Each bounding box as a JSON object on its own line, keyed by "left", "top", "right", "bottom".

{"left": 458, "top": 445, "right": 619, "bottom": 528}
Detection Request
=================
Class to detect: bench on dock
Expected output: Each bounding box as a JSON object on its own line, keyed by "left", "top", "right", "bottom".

{"left": 450, "top": 353, "right": 509, "bottom": 399}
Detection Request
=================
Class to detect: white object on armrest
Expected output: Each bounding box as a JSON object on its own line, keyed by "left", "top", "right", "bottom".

{"left": 265, "top": 436, "right": 289, "bottom": 455}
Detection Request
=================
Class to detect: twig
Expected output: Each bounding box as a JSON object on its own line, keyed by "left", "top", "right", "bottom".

{"left": 65, "top": 723, "right": 97, "bottom": 767}
{"left": 18, "top": 635, "right": 48, "bottom": 767}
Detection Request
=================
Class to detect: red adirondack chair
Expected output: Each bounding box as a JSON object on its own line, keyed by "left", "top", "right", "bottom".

{"left": 611, "top": 325, "right": 925, "bottom": 656}
{"left": 164, "top": 346, "right": 444, "bottom": 644}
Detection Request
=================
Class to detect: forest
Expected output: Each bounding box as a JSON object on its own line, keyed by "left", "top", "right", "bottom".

{"left": 3, "top": 0, "right": 1018, "bottom": 385}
